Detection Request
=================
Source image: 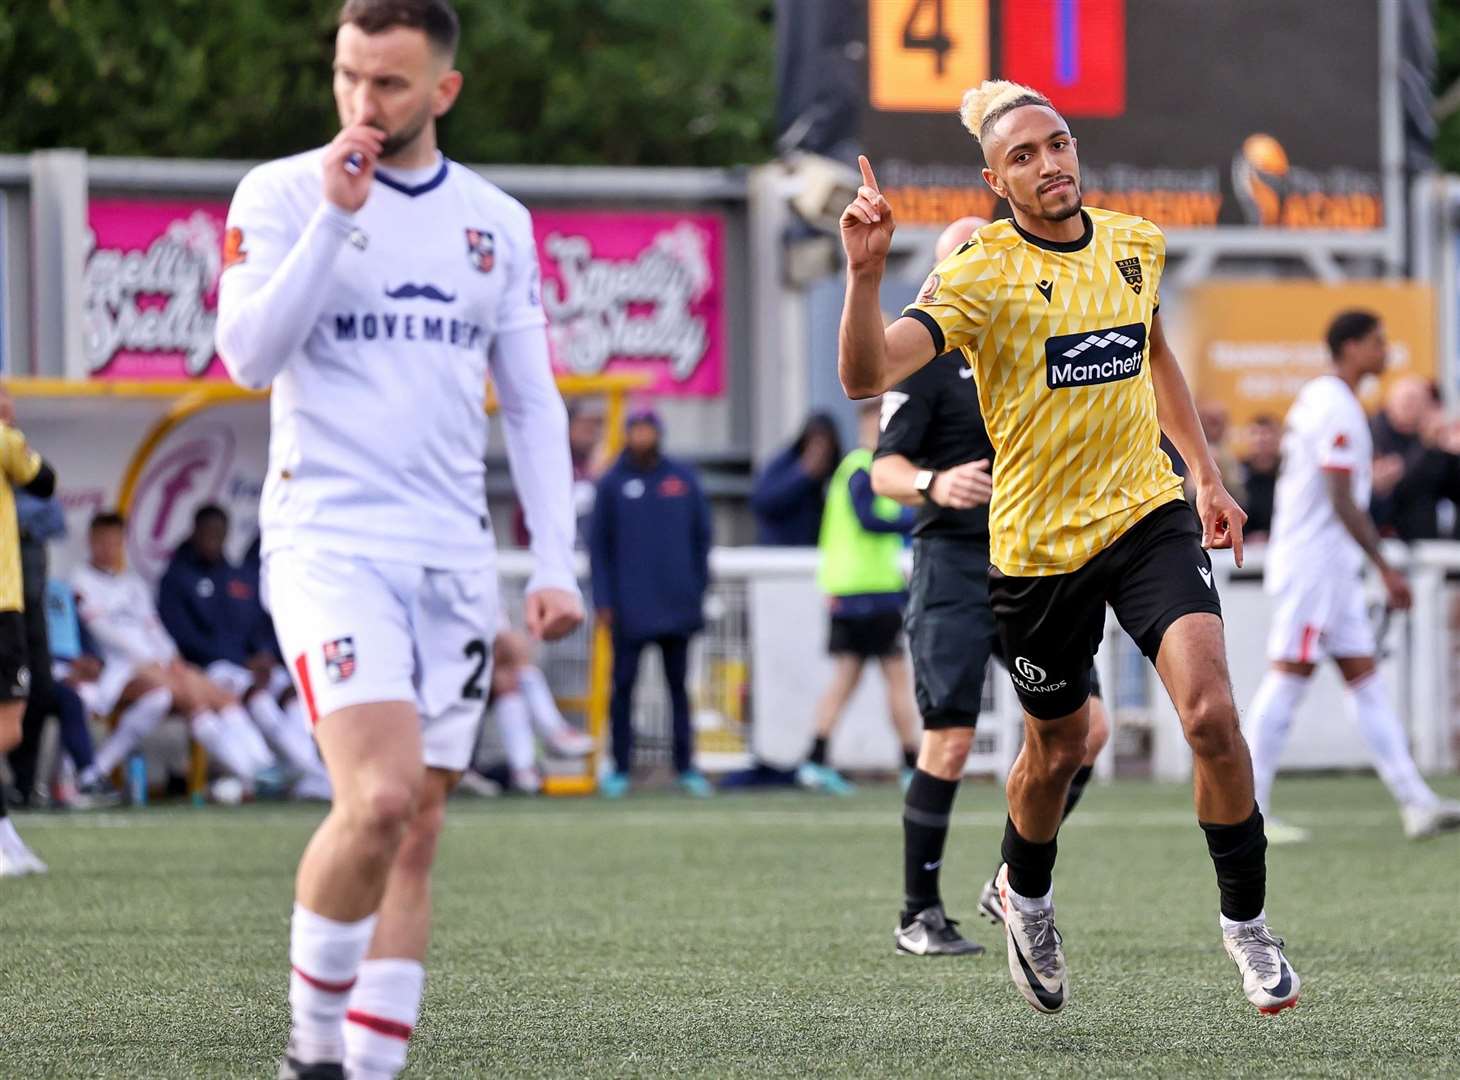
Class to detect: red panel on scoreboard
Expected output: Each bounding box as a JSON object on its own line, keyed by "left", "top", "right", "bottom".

{"left": 1001, "top": 0, "right": 1125, "bottom": 118}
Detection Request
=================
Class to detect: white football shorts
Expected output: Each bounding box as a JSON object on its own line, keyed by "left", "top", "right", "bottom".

{"left": 262, "top": 549, "right": 499, "bottom": 771}
{"left": 1266, "top": 573, "right": 1375, "bottom": 664}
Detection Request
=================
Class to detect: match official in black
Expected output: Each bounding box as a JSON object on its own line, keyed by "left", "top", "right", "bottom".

{"left": 873, "top": 217, "right": 1110, "bottom": 956}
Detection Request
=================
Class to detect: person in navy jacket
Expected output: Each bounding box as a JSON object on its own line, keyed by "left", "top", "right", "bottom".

{"left": 158, "top": 508, "right": 331, "bottom": 798}
{"left": 157, "top": 505, "right": 273, "bottom": 678}
{"left": 590, "top": 407, "right": 713, "bottom": 798}
{"left": 749, "top": 412, "right": 842, "bottom": 546}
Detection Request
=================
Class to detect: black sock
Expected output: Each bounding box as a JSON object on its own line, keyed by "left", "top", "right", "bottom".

{"left": 902, "top": 770, "right": 960, "bottom": 915}
{"left": 1200, "top": 805, "right": 1267, "bottom": 922}
{"left": 1061, "top": 764, "right": 1094, "bottom": 821}
{"left": 1001, "top": 816, "right": 1057, "bottom": 899}
{"left": 809, "top": 737, "right": 829, "bottom": 766}
{"left": 901, "top": 747, "right": 918, "bottom": 771}
{"left": 991, "top": 766, "right": 1095, "bottom": 883}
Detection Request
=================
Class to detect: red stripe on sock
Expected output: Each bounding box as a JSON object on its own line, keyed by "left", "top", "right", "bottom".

{"left": 346, "top": 1010, "right": 413, "bottom": 1041}
{"left": 293, "top": 653, "right": 320, "bottom": 727}
{"left": 291, "top": 965, "right": 356, "bottom": 994}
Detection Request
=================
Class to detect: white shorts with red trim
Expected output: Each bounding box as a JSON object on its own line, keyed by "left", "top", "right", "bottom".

{"left": 1266, "top": 573, "right": 1374, "bottom": 664}
{"left": 262, "top": 548, "right": 499, "bottom": 772}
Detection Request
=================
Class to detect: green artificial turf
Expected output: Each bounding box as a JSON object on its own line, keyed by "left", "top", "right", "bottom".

{"left": 3, "top": 776, "right": 1458, "bottom": 1078}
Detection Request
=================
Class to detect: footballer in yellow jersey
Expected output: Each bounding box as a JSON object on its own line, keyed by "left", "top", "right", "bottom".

{"left": 0, "top": 423, "right": 53, "bottom": 696}
{"left": 906, "top": 207, "right": 1182, "bottom": 577}
{"left": 836, "top": 80, "right": 1297, "bottom": 1019}
{"left": 0, "top": 416, "right": 56, "bottom": 878}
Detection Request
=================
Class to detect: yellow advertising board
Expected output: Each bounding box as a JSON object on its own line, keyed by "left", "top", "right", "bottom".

{"left": 1178, "top": 282, "right": 1436, "bottom": 431}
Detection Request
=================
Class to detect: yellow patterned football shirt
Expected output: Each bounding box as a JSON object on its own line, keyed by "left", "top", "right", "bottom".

{"left": 0, "top": 425, "right": 42, "bottom": 611}
{"left": 904, "top": 207, "right": 1183, "bottom": 576}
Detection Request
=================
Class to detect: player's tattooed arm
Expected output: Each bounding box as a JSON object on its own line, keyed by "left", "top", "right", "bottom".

{"left": 1148, "top": 314, "right": 1247, "bottom": 565}
{"left": 837, "top": 157, "right": 938, "bottom": 397}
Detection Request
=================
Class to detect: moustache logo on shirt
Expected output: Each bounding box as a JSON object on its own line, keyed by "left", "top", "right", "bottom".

{"left": 384, "top": 283, "right": 457, "bottom": 303}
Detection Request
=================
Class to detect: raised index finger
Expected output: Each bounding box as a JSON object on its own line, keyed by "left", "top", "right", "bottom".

{"left": 858, "top": 155, "right": 879, "bottom": 192}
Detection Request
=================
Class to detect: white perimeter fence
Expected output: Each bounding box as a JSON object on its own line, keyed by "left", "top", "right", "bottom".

{"left": 496, "top": 542, "right": 1460, "bottom": 784}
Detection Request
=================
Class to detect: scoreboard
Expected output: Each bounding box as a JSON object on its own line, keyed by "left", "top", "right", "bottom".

{"left": 782, "top": 0, "right": 1396, "bottom": 231}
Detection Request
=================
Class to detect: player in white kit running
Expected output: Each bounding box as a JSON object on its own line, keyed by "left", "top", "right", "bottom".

{"left": 215, "top": 3, "right": 583, "bottom": 1077}
{"left": 1245, "top": 311, "right": 1460, "bottom": 843}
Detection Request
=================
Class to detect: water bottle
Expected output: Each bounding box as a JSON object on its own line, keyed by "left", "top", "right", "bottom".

{"left": 126, "top": 754, "right": 147, "bottom": 807}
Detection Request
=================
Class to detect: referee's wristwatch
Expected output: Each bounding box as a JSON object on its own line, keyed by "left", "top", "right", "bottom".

{"left": 915, "top": 468, "right": 939, "bottom": 505}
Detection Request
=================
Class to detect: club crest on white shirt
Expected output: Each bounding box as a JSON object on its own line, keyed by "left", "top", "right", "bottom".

{"left": 466, "top": 228, "right": 495, "bottom": 273}
{"left": 323, "top": 636, "right": 357, "bottom": 683}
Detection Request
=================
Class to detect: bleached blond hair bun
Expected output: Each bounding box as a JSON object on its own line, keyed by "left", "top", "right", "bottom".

{"left": 959, "top": 80, "right": 1053, "bottom": 142}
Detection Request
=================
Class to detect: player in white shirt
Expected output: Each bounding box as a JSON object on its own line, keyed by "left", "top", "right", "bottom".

{"left": 215, "top": 4, "right": 583, "bottom": 1077}
{"left": 71, "top": 513, "right": 283, "bottom": 794}
{"left": 1245, "top": 311, "right": 1460, "bottom": 843}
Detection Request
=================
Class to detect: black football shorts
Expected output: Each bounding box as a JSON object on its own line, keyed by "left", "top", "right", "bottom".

{"left": 988, "top": 500, "right": 1221, "bottom": 720}
{"left": 905, "top": 536, "right": 1105, "bottom": 730}
{"left": 0, "top": 609, "right": 30, "bottom": 703}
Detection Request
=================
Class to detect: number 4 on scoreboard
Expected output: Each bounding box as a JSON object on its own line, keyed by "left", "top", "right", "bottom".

{"left": 869, "top": 0, "right": 988, "bottom": 113}
{"left": 902, "top": 0, "right": 952, "bottom": 75}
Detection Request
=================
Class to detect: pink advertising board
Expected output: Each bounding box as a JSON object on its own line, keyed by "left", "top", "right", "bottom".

{"left": 85, "top": 199, "right": 231, "bottom": 380}
{"left": 85, "top": 200, "right": 727, "bottom": 396}
{"left": 534, "top": 211, "right": 725, "bottom": 396}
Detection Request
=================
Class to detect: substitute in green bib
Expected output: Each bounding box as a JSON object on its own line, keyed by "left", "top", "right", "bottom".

{"left": 797, "top": 398, "right": 922, "bottom": 796}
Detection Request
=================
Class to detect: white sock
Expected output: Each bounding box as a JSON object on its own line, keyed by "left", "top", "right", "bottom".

{"left": 222, "top": 702, "right": 278, "bottom": 774}
{"left": 519, "top": 666, "right": 570, "bottom": 739}
{"left": 190, "top": 710, "right": 260, "bottom": 781}
{"left": 1220, "top": 908, "right": 1267, "bottom": 935}
{"left": 344, "top": 958, "right": 425, "bottom": 1080}
{"left": 86, "top": 687, "right": 173, "bottom": 781}
{"left": 495, "top": 691, "right": 536, "bottom": 773}
{"left": 289, "top": 904, "right": 378, "bottom": 1064}
{"left": 1005, "top": 882, "right": 1054, "bottom": 913}
{"left": 1245, "top": 671, "right": 1309, "bottom": 815}
{"left": 1345, "top": 672, "right": 1437, "bottom": 808}
{"left": 248, "top": 689, "right": 324, "bottom": 776}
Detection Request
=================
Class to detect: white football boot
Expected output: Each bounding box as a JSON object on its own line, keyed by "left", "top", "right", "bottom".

{"left": 996, "top": 864, "right": 1068, "bottom": 1014}
{"left": 1401, "top": 798, "right": 1460, "bottom": 841}
{"left": 1223, "top": 921, "right": 1301, "bottom": 1015}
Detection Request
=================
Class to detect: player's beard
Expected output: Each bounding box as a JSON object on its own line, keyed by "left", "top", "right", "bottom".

{"left": 1011, "top": 178, "right": 1083, "bottom": 224}
{"left": 375, "top": 101, "right": 435, "bottom": 160}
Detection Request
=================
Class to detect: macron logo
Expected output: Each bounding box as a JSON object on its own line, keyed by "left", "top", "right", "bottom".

{"left": 1044, "top": 322, "right": 1148, "bottom": 390}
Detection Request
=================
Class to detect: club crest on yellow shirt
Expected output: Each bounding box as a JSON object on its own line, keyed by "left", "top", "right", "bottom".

{"left": 1116, "top": 257, "right": 1143, "bottom": 294}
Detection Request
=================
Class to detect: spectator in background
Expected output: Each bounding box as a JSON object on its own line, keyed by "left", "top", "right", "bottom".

{"left": 1370, "top": 375, "right": 1456, "bottom": 541}
{"left": 798, "top": 398, "right": 921, "bottom": 795}
{"left": 485, "top": 627, "right": 593, "bottom": 793}
{"left": 75, "top": 511, "right": 281, "bottom": 797}
{"left": 750, "top": 412, "right": 842, "bottom": 545}
{"left": 158, "top": 505, "right": 329, "bottom": 797}
{"left": 1239, "top": 415, "right": 1283, "bottom": 540}
{"left": 40, "top": 580, "right": 121, "bottom": 806}
{"left": 590, "top": 407, "right": 714, "bottom": 799}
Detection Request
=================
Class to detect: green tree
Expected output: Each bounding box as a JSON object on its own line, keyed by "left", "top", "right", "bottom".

{"left": 1435, "top": 0, "right": 1460, "bottom": 171}
{"left": 0, "top": 0, "right": 774, "bottom": 165}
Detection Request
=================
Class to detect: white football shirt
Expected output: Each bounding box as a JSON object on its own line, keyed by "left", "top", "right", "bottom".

{"left": 1266, "top": 374, "right": 1372, "bottom": 591}
{"left": 217, "top": 149, "right": 578, "bottom": 594}
{"left": 72, "top": 562, "right": 178, "bottom": 667}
